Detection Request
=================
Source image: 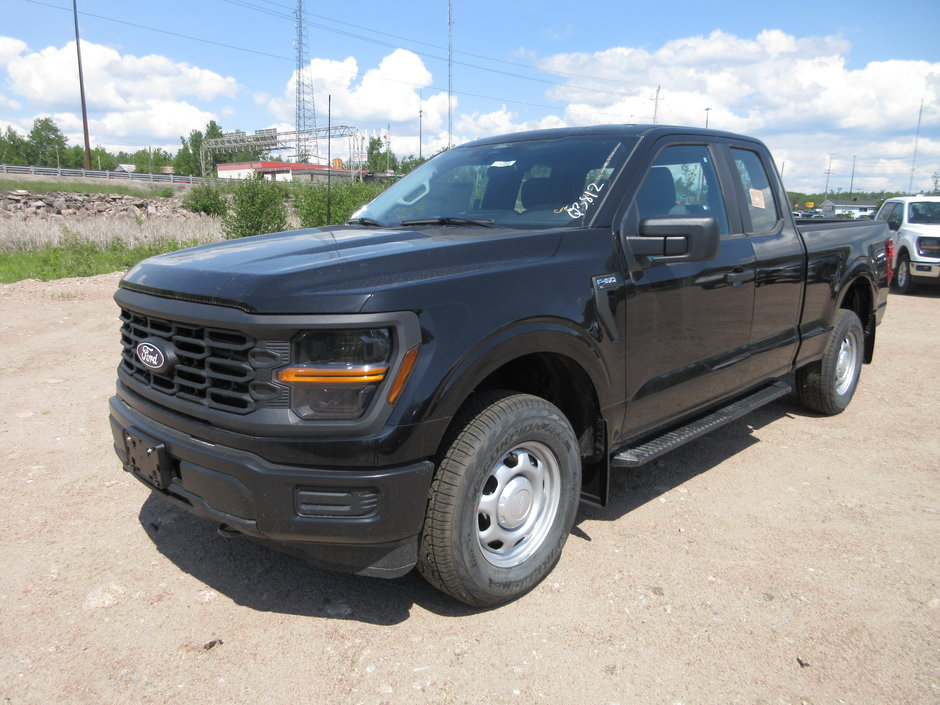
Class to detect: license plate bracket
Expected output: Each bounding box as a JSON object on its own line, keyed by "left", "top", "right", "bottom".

{"left": 123, "top": 429, "right": 171, "bottom": 490}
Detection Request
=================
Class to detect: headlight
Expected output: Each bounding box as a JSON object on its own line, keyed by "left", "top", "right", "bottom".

{"left": 917, "top": 237, "right": 940, "bottom": 258}
{"left": 278, "top": 329, "right": 392, "bottom": 420}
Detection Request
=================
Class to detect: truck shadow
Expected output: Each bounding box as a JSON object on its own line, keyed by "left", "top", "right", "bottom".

{"left": 138, "top": 394, "right": 802, "bottom": 622}
{"left": 138, "top": 496, "right": 478, "bottom": 624}
{"left": 574, "top": 395, "right": 797, "bottom": 528}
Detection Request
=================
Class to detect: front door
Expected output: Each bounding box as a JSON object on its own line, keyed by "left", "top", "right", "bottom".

{"left": 619, "top": 142, "right": 757, "bottom": 438}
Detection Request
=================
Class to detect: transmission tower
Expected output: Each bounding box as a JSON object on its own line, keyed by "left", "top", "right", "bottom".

{"left": 294, "top": 0, "right": 318, "bottom": 162}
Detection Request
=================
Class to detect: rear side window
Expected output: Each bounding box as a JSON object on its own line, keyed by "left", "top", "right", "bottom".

{"left": 731, "top": 148, "right": 780, "bottom": 233}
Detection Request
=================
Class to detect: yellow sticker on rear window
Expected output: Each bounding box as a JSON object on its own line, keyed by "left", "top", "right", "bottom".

{"left": 749, "top": 188, "right": 766, "bottom": 209}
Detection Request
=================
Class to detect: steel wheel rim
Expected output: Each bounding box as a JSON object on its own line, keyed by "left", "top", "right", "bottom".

{"left": 897, "top": 258, "right": 909, "bottom": 288}
{"left": 475, "top": 441, "right": 561, "bottom": 568}
{"left": 834, "top": 326, "right": 861, "bottom": 396}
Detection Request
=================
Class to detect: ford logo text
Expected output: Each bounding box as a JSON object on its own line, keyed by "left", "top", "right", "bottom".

{"left": 136, "top": 341, "right": 167, "bottom": 371}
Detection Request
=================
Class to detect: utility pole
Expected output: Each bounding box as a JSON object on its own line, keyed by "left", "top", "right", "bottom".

{"left": 909, "top": 99, "right": 924, "bottom": 194}
{"left": 849, "top": 155, "right": 856, "bottom": 197}
{"left": 447, "top": 0, "right": 453, "bottom": 148}
{"left": 704, "top": 107, "right": 711, "bottom": 129}
{"left": 72, "top": 0, "right": 92, "bottom": 170}
{"left": 824, "top": 155, "right": 833, "bottom": 200}
{"left": 651, "top": 86, "right": 661, "bottom": 124}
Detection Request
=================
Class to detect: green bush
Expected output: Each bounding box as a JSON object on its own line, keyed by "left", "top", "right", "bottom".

{"left": 294, "top": 180, "right": 390, "bottom": 228}
{"left": 182, "top": 184, "right": 228, "bottom": 216}
{"left": 221, "top": 175, "right": 288, "bottom": 239}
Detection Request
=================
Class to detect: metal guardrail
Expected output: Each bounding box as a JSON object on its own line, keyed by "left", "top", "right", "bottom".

{"left": 0, "top": 163, "right": 227, "bottom": 185}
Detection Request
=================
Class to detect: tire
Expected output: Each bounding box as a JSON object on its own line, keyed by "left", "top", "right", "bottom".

{"left": 796, "top": 309, "right": 864, "bottom": 415}
{"left": 895, "top": 252, "right": 917, "bottom": 295}
{"left": 417, "top": 392, "right": 581, "bottom": 607}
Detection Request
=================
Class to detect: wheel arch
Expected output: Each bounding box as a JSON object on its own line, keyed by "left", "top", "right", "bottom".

{"left": 426, "top": 322, "right": 612, "bottom": 504}
{"left": 835, "top": 273, "right": 877, "bottom": 363}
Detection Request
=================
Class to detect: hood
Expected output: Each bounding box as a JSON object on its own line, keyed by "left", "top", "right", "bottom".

{"left": 120, "top": 225, "right": 561, "bottom": 314}
{"left": 902, "top": 222, "right": 940, "bottom": 239}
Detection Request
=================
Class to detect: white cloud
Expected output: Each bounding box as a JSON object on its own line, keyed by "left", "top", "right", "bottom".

{"left": 0, "top": 36, "right": 28, "bottom": 67}
{"left": 5, "top": 40, "right": 238, "bottom": 113}
{"left": 267, "top": 49, "right": 450, "bottom": 135}
{"left": 535, "top": 29, "right": 940, "bottom": 192}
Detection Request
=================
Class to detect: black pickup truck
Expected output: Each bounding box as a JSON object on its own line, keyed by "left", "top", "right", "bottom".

{"left": 110, "top": 125, "right": 890, "bottom": 606}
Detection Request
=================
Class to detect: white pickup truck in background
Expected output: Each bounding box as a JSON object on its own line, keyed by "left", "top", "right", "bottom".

{"left": 875, "top": 195, "right": 940, "bottom": 294}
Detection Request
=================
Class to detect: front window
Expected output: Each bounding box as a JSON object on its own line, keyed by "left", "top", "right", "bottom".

{"left": 353, "top": 134, "right": 637, "bottom": 229}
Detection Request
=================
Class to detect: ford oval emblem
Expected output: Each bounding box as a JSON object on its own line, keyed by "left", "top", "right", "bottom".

{"left": 135, "top": 338, "right": 177, "bottom": 375}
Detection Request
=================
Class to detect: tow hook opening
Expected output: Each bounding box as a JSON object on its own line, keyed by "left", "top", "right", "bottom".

{"left": 217, "top": 524, "right": 241, "bottom": 539}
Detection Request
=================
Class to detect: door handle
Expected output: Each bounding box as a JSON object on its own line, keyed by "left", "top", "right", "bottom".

{"left": 726, "top": 268, "right": 755, "bottom": 285}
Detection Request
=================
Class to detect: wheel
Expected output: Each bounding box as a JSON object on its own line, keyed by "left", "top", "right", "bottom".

{"left": 796, "top": 309, "right": 864, "bottom": 415}
{"left": 417, "top": 392, "right": 581, "bottom": 607}
{"left": 895, "top": 252, "right": 917, "bottom": 295}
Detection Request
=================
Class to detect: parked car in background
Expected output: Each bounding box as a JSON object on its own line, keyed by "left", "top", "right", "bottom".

{"left": 874, "top": 196, "right": 940, "bottom": 294}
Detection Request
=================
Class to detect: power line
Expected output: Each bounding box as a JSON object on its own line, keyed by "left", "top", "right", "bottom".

{"left": 16, "top": 0, "right": 632, "bottom": 121}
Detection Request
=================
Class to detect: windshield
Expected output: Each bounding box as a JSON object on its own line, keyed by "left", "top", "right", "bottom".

{"left": 353, "top": 134, "right": 637, "bottom": 229}
{"left": 908, "top": 201, "right": 940, "bottom": 224}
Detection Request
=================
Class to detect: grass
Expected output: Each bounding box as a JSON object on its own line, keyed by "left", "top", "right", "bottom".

{"left": 0, "top": 176, "right": 186, "bottom": 199}
{"left": 0, "top": 217, "right": 225, "bottom": 283}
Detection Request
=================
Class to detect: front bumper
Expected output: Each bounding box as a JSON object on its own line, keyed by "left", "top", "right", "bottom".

{"left": 109, "top": 395, "right": 435, "bottom": 578}
{"left": 910, "top": 260, "right": 940, "bottom": 282}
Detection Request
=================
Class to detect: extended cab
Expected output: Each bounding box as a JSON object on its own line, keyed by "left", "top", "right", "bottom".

{"left": 874, "top": 195, "right": 940, "bottom": 293}
{"left": 110, "top": 125, "right": 891, "bottom": 606}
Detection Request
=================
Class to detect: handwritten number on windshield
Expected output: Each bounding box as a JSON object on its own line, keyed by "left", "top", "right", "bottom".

{"left": 555, "top": 181, "right": 606, "bottom": 218}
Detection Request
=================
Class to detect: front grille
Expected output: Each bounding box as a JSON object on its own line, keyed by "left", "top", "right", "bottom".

{"left": 120, "top": 308, "right": 262, "bottom": 414}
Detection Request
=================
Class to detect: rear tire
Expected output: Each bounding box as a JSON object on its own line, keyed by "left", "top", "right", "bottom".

{"left": 796, "top": 309, "right": 864, "bottom": 415}
{"left": 417, "top": 392, "right": 581, "bottom": 607}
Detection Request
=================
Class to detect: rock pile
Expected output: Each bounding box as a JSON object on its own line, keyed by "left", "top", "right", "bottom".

{"left": 0, "top": 189, "right": 203, "bottom": 220}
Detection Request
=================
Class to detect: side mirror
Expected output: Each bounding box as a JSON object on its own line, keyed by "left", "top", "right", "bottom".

{"left": 624, "top": 215, "right": 720, "bottom": 262}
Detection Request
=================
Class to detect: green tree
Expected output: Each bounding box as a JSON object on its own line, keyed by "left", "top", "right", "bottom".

{"left": 366, "top": 136, "right": 399, "bottom": 174}
{"left": 0, "top": 127, "right": 29, "bottom": 165}
{"left": 129, "top": 147, "right": 172, "bottom": 174}
{"left": 221, "top": 174, "right": 288, "bottom": 239}
{"left": 25, "top": 117, "right": 69, "bottom": 167}
{"left": 398, "top": 154, "right": 427, "bottom": 174}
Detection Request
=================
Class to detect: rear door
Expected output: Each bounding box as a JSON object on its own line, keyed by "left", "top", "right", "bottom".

{"left": 619, "top": 139, "right": 757, "bottom": 438}
{"left": 721, "top": 144, "right": 806, "bottom": 382}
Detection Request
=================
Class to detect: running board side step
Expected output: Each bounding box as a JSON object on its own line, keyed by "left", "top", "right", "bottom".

{"left": 611, "top": 381, "right": 792, "bottom": 468}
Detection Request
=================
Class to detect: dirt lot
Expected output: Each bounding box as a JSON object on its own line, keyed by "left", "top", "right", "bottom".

{"left": 0, "top": 273, "right": 937, "bottom": 705}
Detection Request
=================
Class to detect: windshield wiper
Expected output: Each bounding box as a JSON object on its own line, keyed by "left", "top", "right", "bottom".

{"left": 346, "top": 217, "right": 385, "bottom": 226}
{"left": 400, "top": 216, "right": 494, "bottom": 227}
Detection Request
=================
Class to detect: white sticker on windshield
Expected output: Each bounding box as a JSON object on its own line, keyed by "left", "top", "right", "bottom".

{"left": 490, "top": 160, "right": 517, "bottom": 167}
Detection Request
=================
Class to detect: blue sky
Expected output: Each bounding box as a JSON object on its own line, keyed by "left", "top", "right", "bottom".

{"left": 2, "top": 0, "right": 939, "bottom": 193}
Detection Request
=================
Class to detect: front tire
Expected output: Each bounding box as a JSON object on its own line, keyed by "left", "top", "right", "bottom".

{"left": 796, "top": 309, "right": 864, "bottom": 415}
{"left": 417, "top": 392, "right": 581, "bottom": 607}
{"left": 895, "top": 252, "right": 917, "bottom": 295}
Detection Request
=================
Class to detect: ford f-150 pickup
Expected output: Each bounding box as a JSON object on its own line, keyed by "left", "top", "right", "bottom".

{"left": 874, "top": 195, "right": 940, "bottom": 294}
{"left": 110, "top": 125, "right": 891, "bottom": 606}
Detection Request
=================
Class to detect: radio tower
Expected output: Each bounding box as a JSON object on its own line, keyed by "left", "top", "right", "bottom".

{"left": 294, "top": 0, "right": 317, "bottom": 162}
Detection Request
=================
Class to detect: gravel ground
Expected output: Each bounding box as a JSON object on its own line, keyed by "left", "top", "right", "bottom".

{"left": 0, "top": 272, "right": 937, "bottom": 705}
